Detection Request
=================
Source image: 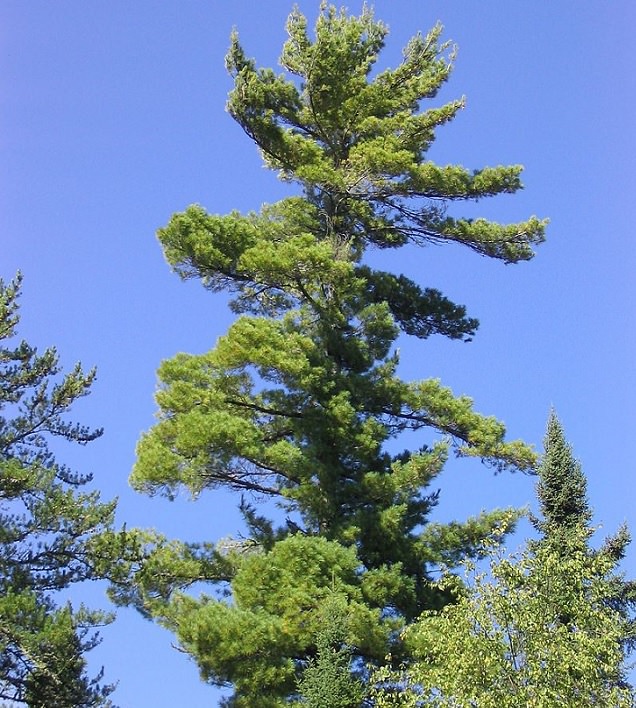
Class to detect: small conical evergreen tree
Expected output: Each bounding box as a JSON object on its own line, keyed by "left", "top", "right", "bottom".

{"left": 534, "top": 410, "right": 592, "bottom": 539}
{"left": 297, "top": 594, "right": 365, "bottom": 707}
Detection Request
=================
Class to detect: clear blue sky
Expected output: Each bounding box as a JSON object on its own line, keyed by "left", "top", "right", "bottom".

{"left": 2, "top": 1, "right": 635, "bottom": 705}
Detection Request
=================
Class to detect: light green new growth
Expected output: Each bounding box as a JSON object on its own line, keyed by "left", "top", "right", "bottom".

{"left": 375, "top": 420, "right": 635, "bottom": 706}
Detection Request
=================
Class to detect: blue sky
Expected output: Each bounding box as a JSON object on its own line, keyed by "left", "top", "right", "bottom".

{"left": 2, "top": 1, "right": 635, "bottom": 705}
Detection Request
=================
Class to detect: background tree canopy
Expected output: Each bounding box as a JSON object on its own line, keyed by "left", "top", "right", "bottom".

{"left": 0, "top": 274, "right": 116, "bottom": 706}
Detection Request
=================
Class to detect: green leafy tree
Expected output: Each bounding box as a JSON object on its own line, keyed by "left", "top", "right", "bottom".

{"left": 119, "top": 5, "right": 546, "bottom": 704}
{"left": 373, "top": 418, "right": 635, "bottom": 707}
{"left": 374, "top": 535, "right": 635, "bottom": 707}
{"left": 0, "top": 273, "right": 115, "bottom": 706}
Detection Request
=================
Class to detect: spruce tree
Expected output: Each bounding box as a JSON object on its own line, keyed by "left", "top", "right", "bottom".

{"left": 535, "top": 412, "right": 636, "bottom": 658}
{"left": 534, "top": 410, "right": 592, "bottom": 538}
{"left": 0, "top": 274, "right": 115, "bottom": 706}
{"left": 119, "top": 5, "right": 547, "bottom": 704}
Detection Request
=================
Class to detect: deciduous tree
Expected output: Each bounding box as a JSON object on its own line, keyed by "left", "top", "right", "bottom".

{"left": 373, "top": 417, "right": 635, "bottom": 706}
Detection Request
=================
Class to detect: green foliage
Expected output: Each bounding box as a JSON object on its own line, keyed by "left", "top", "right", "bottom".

{"left": 373, "top": 420, "right": 635, "bottom": 707}
{"left": 534, "top": 411, "right": 592, "bottom": 537}
{"left": 374, "top": 537, "right": 635, "bottom": 707}
{"left": 535, "top": 412, "right": 636, "bottom": 654}
{"left": 158, "top": 536, "right": 389, "bottom": 706}
{"left": 0, "top": 273, "right": 115, "bottom": 706}
{"left": 123, "top": 4, "right": 547, "bottom": 704}
{"left": 297, "top": 593, "right": 365, "bottom": 707}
